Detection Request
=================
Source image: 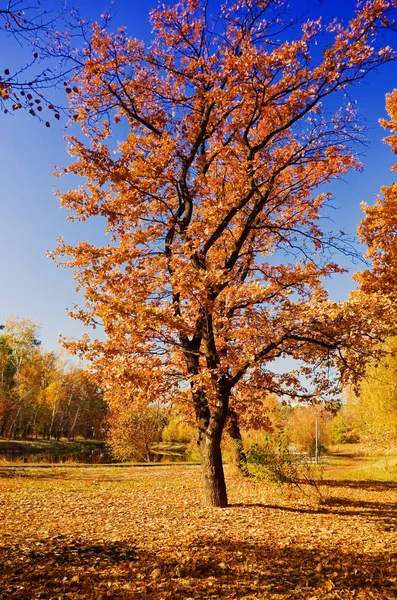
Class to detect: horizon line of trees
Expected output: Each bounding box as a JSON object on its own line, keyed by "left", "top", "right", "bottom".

{"left": 0, "top": 316, "right": 107, "bottom": 440}
{"left": 2, "top": 316, "right": 396, "bottom": 454}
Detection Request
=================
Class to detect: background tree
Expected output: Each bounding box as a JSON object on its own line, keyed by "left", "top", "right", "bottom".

{"left": 226, "top": 391, "right": 283, "bottom": 471}
{"left": 284, "top": 404, "right": 332, "bottom": 454}
{"left": 348, "top": 88, "right": 397, "bottom": 447}
{"left": 341, "top": 339, "right": 397, "bottom": 447}
{"left": 1, "top": 317, "right": 41, "bottom": 437}
{"left": 17, "top": 347, "right": 59, "bottom": 438}
{"left": 0, "top": 331, "right": 16, "bottom": 436}
{"left": 162, "top": 414, "right": 195, "bottom": 445}
{"left": 60, "top": 367, "right": 106, "bottom": 440}
{"left": 329, "top": 400, "right": 359, "bottom": 445}
{"left": 0, "top": 316, "right": 107, "bottom": 440}
{"left": 53, "top": 0, "right": 397, "bottom": 506}
{"left": 108, "top": 404, "right": 169, "bottom": 462}
{"left": 355, "top": 88, "right": 397, "bottom": 302}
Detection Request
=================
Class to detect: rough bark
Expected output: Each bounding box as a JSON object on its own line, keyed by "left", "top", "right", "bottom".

{"left": 186, "top": 334, "right": 230, "bottom": 507}
{"left": 193, "top": 384, "right": 229, "bottom": 507}
{"left": 199, "top": 426, "right": 228, "bottom": 507}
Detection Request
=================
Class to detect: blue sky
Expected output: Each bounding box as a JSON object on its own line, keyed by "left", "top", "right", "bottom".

{"left": 1, "top": 0, "right": 397, "bottom": 352}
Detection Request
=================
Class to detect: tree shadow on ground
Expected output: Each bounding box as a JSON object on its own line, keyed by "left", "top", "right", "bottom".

{"left": 184, "top": 539, "right": 397, "bottom": 598}
{"left": 1, "top": 537, "right": 139, "bottom": 599}
{"left": 323, "top": 479, "right": 397, "bottom": 491}
{"left": 232, "top": 494, "right": 397, "bottom": 530}
{"left": 1, "top": 534, "right": 397, "bottom": 599}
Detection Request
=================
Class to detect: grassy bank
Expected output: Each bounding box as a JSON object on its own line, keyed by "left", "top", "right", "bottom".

{"left": 322, "top": 454, "right": 397, "bottom": 483}
{"left": 0, "top": 438, "right": 107, "bottom": 462}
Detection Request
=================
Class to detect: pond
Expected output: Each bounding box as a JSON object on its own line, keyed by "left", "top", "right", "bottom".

{"left": 0, "top": 441, "right": 191, "bottom": 464}
{"left": 1, "top": 447, "right": 114, "bottom": 464}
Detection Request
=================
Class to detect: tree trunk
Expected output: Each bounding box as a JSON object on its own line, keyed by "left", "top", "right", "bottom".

{"left": 145, "top": 442, "right": 151, "bottom": 463}
{"left": 186, "top": 340, "right": 230, "bottom": 507}
{"left": 68, "top": 406, "right": 80, "bottom": 441}
{"left": 199, "top": 430, "right": 228, "bottom": 507}
{"left": 226, "top": 407, "right": 248, "bottom": 474}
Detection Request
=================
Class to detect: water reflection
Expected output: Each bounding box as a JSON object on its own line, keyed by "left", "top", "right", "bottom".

{"left": 2, "top": 448, "right": 114, "bottom": 464}
{"left": 1, "top": 445, "right": 190, "bottom": 464}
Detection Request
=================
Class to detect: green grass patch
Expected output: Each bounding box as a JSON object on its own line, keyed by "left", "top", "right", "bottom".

{"left": 322, "top": 454, "right": 397, "bottom": 482}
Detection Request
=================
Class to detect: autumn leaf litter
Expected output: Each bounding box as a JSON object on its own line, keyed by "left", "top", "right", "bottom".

{"left": 1, "top": 465, "right": 397, "bottom": 599}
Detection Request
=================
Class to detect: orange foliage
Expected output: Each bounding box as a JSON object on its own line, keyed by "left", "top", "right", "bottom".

{"left": 52, "top": 0, "right": 397, "bottom": 505}
{"left": 356, "top": 88, "right": 397, "bottom": 301}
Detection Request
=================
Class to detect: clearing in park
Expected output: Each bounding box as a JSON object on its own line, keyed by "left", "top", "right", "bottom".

{"left": 1, "top": 458, "right": 397, "bottom": 599}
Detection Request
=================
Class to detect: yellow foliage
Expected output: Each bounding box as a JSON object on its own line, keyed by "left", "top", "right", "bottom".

{"left": 348, "top": 338, "right": 397, "bottom": 446}
{"left": 162, "top": 418, "right": 195, "bottom": 444}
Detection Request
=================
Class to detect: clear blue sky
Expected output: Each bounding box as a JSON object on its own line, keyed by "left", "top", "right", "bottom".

{"left": 1, "top": 0, "right": 397, "bottom": 352}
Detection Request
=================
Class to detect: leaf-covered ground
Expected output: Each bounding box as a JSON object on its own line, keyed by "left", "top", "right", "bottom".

{"left": 1, "top": 464, "right": 397, "bottom": 599}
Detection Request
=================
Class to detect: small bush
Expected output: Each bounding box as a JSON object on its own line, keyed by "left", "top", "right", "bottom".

{"left": 308, "top": 440, "right": 329, "bottom": 459}
{"left": 108, "top": 406, "right": 168, "bottom": 462}
{"left": 246, "top": 441, "right": 324, "bottom": 501}
{"left": 247, "top": 441, "right": 299, "bottom": 483}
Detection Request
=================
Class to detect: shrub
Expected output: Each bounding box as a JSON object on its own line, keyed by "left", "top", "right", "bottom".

{"left": 108, "top": 405, "right": 168, "bottom": 462}
{"left": 246, "top": 440, "right": 324, "bottom": 501}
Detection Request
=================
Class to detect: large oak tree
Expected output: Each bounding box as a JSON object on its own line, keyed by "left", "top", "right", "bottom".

{"left": 54, "top": 0, "right": 397, "bottom": 506}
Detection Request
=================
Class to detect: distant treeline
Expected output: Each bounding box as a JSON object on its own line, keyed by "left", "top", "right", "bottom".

{"left": 2, "top": 315, "right": 396, "bottom": 452}
{"left": 0, "top": 317, "right": 107, "bottom": 440}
